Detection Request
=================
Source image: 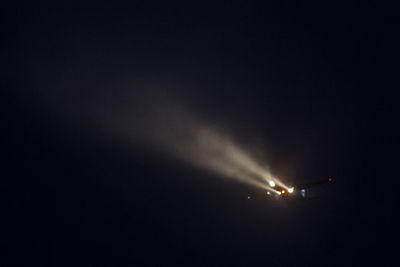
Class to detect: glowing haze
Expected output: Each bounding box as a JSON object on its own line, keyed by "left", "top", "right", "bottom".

{"left": 126, "top": 99, "right": 286, "bottom": 192}
{"left": 30, "top": 66, "right": 286, "bottom": 191}
{"left": 152, "top": 121, "right": 281, "bottom": 191}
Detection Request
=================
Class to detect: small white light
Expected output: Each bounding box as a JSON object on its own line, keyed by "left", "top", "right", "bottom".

{"left": 269, "top": 181, "right": 276, "bottom": 187}
{"left": 277, "top": 191, "right": 281, "bottom": 195}
{"left": 267, "top": 192, "right": 271, "bottom": 195}
{"left": 288, "top": 187, "right": 294, "bottom": 193}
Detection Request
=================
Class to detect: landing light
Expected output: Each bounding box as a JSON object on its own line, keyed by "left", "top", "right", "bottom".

{"left": 288, "top": 188, "right": 294, "bottom": 193}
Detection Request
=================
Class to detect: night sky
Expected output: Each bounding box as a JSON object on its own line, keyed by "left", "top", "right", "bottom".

{"left": 4, "top": 1, "right": 398, "bottom": 266}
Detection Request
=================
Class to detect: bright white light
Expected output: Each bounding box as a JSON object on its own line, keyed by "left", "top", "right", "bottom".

{"left": 269, "top": 181, "right": 276, "bottom": 187}
{"left": 267, "top": 192, "right": 271, "bottom": 195}
{"left": 277, "top": 191, "right": 281, "bottom": 195}
{"left": 288, "top": 187, "right": 294, "bottom": 193}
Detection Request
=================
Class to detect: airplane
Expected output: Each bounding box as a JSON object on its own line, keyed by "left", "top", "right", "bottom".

{"left": 247, "top": 178, "right": 334, "bottom": 200}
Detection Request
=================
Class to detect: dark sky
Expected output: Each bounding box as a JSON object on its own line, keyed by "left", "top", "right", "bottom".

{"left": 4, "top": 1, "right": 398, "bottom": 266}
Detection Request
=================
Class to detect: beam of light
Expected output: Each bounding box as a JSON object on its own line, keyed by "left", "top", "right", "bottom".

{"left": 272, "top": 179, "right": 290, "bottom": 190}
{"left": 154, "top": 123, "right": 290, "bottom": 191}
{"left": 269, "top": 188, "right": 281, "bottom": 194}
{"left": 34, "top": 79, "right": 292, "bottom": 191}
{"left": 145, "top": 101, "right": 292, "bottom": 191}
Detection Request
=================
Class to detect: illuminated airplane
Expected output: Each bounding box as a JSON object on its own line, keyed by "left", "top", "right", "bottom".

{"left": 247, "top": 178, "right": 334, "bottom": 200}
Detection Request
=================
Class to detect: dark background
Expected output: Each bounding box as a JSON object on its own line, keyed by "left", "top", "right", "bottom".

{"left": 3, "top": 1, "right": 398, "bottom": 266}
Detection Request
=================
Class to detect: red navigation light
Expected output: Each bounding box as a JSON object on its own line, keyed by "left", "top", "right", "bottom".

{"left": 328, "top": 178, "right": 332, "bottom": 182}
{"left": 281, "top": 189, "right": 286, "bottom": 195}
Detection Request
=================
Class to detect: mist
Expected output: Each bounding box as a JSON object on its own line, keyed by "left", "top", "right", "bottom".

{"left": 29, "top": 63, "right": 283, "bottom": 191}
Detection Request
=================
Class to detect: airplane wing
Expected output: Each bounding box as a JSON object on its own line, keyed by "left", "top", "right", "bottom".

{"left": 293, "top": 178, "right": 333, "bottom": 199}
{"left": 294, "top": 177, "right": 333, "bottom": 189}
